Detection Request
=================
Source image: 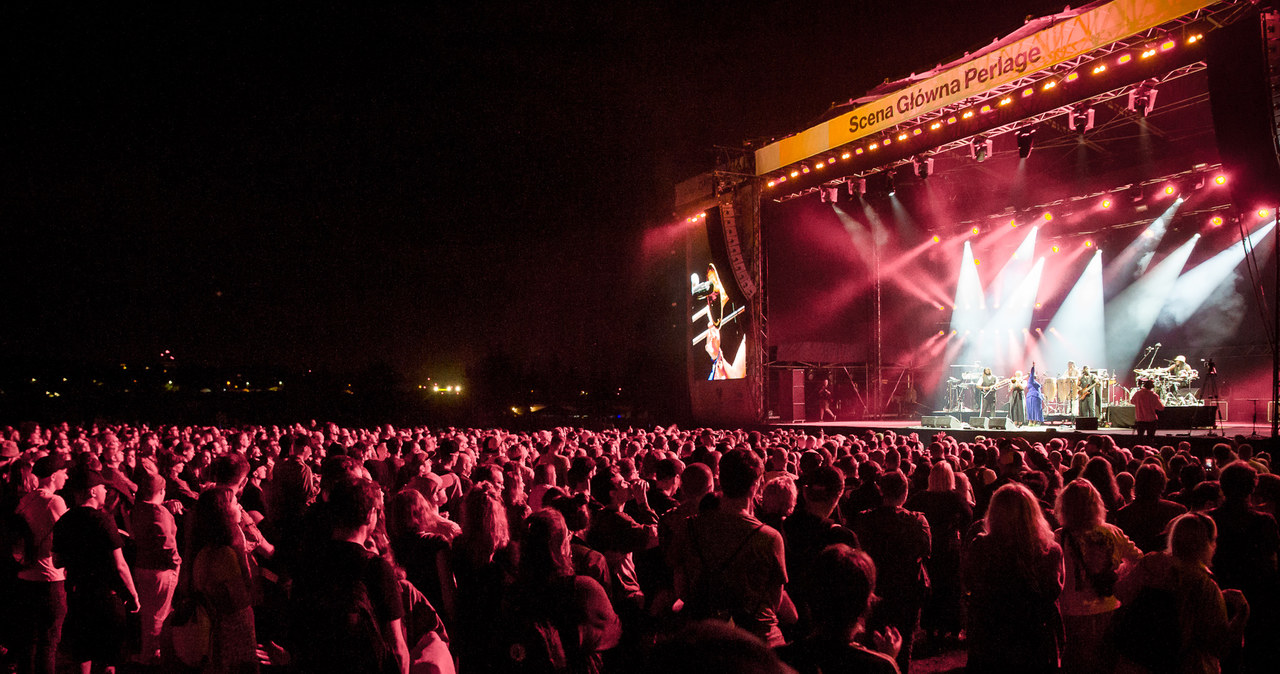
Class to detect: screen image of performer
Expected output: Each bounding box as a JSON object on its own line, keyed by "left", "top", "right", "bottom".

{"left": 817, "top": 379, "right": 836, "bottom": 422}
{"left": 1025, "top": 362, "right": 1045, "bottom": 425}
{"left": 1130, "top": 379, "right": 1165, "bottom": 437}
{"left": 978, "top": 368, "right": 998, "bottom": 418}
{"left": 1078, "top": 366, "right": 1099, "bottom": 418}
{"left": 1008, "top": 370, "right": 1026, "bottom": 427}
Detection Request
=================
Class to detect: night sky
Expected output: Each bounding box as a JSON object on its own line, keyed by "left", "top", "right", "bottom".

{"left": 3, "top": 1, "right": 1069, "bottom": 384}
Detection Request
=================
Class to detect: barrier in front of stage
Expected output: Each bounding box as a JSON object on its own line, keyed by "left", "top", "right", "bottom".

{"left": 1106, "top": 405, "right": 1219, "bottom": 429}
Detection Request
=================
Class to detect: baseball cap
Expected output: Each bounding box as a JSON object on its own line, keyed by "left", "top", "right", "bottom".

{"left": 32, "top": 455, "right": 68, "bottom": 479}
{"left": 66, "top": 468, "right": 107, "bottom": 491}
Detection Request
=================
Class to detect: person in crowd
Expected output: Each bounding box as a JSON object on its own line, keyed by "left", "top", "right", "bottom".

{"left": 1209, "top": 460, "right": 1279, "bottom": 672}
{"left": 776, "top": 544, "right": 901, "bottom": 674}
{"left": 290, "top": 477, "right": 410, "bottom": 674}
{"left": 1114, "top": 462, "right": 1187, "bottom": 553}
{"left": 783, "top": 466, "right": 859, "bottom": 635}
{"left": 52, "top": 468, "right": 140, "bottom": 674}
{"left": 189, "top": 486, "right": 258, "bottom": 673}
{"left": 13, "top": 456, "right": 69, "bottom": 674}
{"left": 451, "top": 482, "right": 515, "bottom": 670}
{"left": 964, "top": 483, "right": 1064, "bottom": 674}
{"left": 757, "top": 475, "right": 797, "bottom": 533}
{"left": 587, "top": 469, "right": 658, "bottom": 621}
{"left": 672, "top": 449, "right": 787, "bottom": 646}
{"left": 129, "top": 471, "right": 182, "bottom": 665}
{"left": 499, "top": 509, "right": 621, "bottom": 673}
{"left": 1114, "top": 512, "right": 1250, "bottom": 673}
{"left": 385, "top": 488, "right": 458, "bottom": 628}
{"left": 904, "top": 460, "right": 970, "bottom": 646}
{"left": 851, "top": 470, "right": 930, "bottom": 673}
{"left": 1053, "top": 478, "right": 1141, "bottom": 673}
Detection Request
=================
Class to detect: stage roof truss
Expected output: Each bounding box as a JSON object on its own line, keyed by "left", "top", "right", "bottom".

{"left": 771, "top": 60, "right": 1209, "bottom": 203}
{"left": 754, "top": 0, "right": 1256, "bottom": 191}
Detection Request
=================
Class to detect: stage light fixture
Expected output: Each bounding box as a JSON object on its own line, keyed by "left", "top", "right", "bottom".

{"left": 1211, "top": 215, "right": 1224, "bottom": 226}
{"left": 1084, "top": 240, "right": 1094, "bottom": 247}
{"left": 884, "top": 137, "right": 893, "bottom": 146}
{"left": 1260, "top": 209, "right": 1271, "bottom": 219}
{"left": 841, "top": 151, "right": 852, "bottom": 159}
{"left": 767, "top": 180, "right": 776, "bottom": 188}
{"left": 1214, "top": 175, "right": 1227, "bottom": 186}
{"left": 913, "top": 128, "right": 922, "bottom": 136}
{"left": 932, "top": 235, "right": 941, "bottom": 243}
{"left": 885, "top": 172, "right": 896, "bottom": 197}
{"left": 931, "top": 122, "right": 942, "bottom": 130}
{"left": 847, "top": 178, "right": 867, "bottom": 196}
{"left": 1161, "top": 39, "right": 1175, "bottom": 51}
{"left": 1016, "top": 128, "right": 1036, "bottom": 159}
{"left": 972, "top": 227, "right": 980, "bottom": 235}
{"left": 913, "top": 156, "right": 934, "bottom": 179}
{"left": 980, "top": 105, "right": 993, "bottom": 114}
{"left": 1043, "top": 213, "right": 1053, "bottom": 222}
{"left": 801, "top": 164, "right": 811, "bottom": 174}
{"left": 1164, "top": 185, "right": 1176, "bottom": 196}
{"left": 1023, "top": 87, "right": 1035, "bottom": 97}
{"left": 815, "top": 162, "right": 825, "bottom": 169}
{"left": 1142, "top": 48, "right": 1157, "bottom": 58}
{"left": 1092, "top": 64, "right": 1107, "bottom": 75}
{"left": 1102, "top": 198, "right": 1112, "bottom": 209}
{"left": 1051, "top": 245, "right": 1060, "bottom": 253}
{"left": 1043, "top": 80, "right": 1057, "bottom": 90}
{"left": 1066, "top": 72, "right": 1080, "bottom": 82}
{"left": 962, "top": 110, "right": 975, "bottom": 119}
{"left": 898, "top": 132, "right": 909, "bottom": 141}
{"left": 1118, "top": 54, "right": 1132, "bottom": 64}
{"left": 790, "top": 169, "right": 799, "bottom": 178}
{"left": 1127, "top": 83, "right": 1158, "bottom": 116}
{"left": 1067, "top": 106, "right": 1095, "bottom": 133}
{"left": 1188, "top": 34, "right": 1203, "bottom": 44}
{"left": 819, "top": 185, "right": 840, "bottom": 203}
{"left": 969, "top": 136, "right": 993, "bottom": 162}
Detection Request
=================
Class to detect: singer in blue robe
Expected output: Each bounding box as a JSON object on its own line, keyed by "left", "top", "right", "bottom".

{"left": 1025, "top": 363, "right": 1045, "bottom": 424}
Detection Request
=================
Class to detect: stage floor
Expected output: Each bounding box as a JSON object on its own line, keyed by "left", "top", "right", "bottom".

{"left": 768, "top": 417, "right": 1279, "bottom": 452}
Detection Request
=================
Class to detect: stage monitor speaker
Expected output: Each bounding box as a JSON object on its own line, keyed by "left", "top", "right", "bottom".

{"left": 1207, "top": 10, "right": 1280, "bottom": 208}
{"left": 1076, "top": 417, "right": 1099, "bottom": 431}
{"left": 922, "top": 415, "right": 963, "bottom": 428}
{"left": 987, "top": 417, "right": 1008, "bottom": 430}
{"left": 971, "top": 417, "right": 989, "bottom": 429}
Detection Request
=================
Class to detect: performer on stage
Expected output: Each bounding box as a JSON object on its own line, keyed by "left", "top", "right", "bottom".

{"left": 1078, "top": 366, "right": 1099, "bottom": 418}
{"left": 1008, "top": 370, "right": 1027, "bottom": 427}
{"left": 817, "top": 379, "right": 836, "bottom": 422}
{"left": 978, "top": 367, "right": 998, "bottom": 419}
{"left": 1025, "top": 362, "right": 1045, "bottom": 425}
{"left": 1165, "top": 355, "right": 1198, "bottom": 381}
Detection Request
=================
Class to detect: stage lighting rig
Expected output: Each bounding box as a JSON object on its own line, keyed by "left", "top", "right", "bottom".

{"left": 1067, "top": 106, "right": 1096, "bottom": 133}
{"left": 1016, "top": 128, "right": 1036, "bottom": 159}
{"left": 885, "top": 171, "right": 896, "bottom": 197}
{"left": 969, "top": 136, "right": 993, "bottom": 162}
{"left": 912, "top": 156, "right": 934, "bottom": 179}
{"left": 847, "top": 178, "right": 867, "bottom": 196}
{"left": 820, "top": 185, "right": 840, "bottom": 203}
{"left": 1127, "top": 81, "right": 1158, "bottom": 117}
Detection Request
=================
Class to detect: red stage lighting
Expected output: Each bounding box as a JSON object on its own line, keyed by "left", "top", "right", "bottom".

{"left": 974, "top": 259, "right": 981, "bottom": 266}
{"left": 1051, "top": 245, "right": 1060, "bottom": 253}
{"left": 1043, "top": 213, "right": 1053, "bottom": 222}
{"left": 1260, "top": 209, "right": 1271, "bottom": 219}
{"left": 1101, "top": 198, "right": 1112, "bottom": 209}
{"left": 971, "top": 227, "right": 980, "bottom": 235}
{"left": 1214, "top": 175, "right": 1227, "bottom": 186}
{"left": 932, "top": 235, "right": 941, "bottom": 243}
{"left": 1084, "top": 239, "right": 1094, "bottom": 247}
{"left": 1164, "top": 185, "right": 1175, "bottom": 196}
{"left": 1210, "top": 216, "right": 1224, "bottom": 227}
{"left": 1010, "top": 219, "right": 1017, "bottom": 228}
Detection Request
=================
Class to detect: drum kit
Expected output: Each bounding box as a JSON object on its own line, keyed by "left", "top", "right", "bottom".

{"left": 1132, "top": 366, "right": 1200, "bottom": 405}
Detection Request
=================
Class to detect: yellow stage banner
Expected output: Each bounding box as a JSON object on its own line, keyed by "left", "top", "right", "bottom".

{"left": 755, "top": 0, "right": 1216, "bottom": 175}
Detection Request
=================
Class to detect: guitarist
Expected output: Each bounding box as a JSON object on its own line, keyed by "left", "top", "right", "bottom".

{"left": 977, "top": 368, "right": 999, "bottom": 419}
{"left": 1077, "top": 366, "right": 1100, "bottom": 419}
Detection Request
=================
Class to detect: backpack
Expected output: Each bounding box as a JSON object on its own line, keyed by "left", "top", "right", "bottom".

{"left": 500, "top": 578, "right": 574, "bottom": 674}
{"left": 685, "top": 518, "right": 766, "bottom": 624}
{"left": 1067, "top": 529, "right": 1118, "bottom": 597}
{"left": 1112, "top": 583, "right": 1182, "bottom": 672}
{"left": 298, "top": 553, "right": 396, "bottom": 674}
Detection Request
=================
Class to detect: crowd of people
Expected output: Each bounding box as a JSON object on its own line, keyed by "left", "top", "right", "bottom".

{"left": 1, "top": 421, "right": 1277, "bottom": 673}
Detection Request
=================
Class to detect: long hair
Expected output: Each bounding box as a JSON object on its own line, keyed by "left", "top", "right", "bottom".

{"left": 456, "top": 482, "right": 510, "bottom": 566}
{"left": 191, "top": 486, "right": 239, "bottom": 554}
{"left": 1055, "top": 479, "right": 1106, "bottom": 532}
{"left": 985, "top": 483, "right": 1056, "bottom": 560}
{"left": 928, "top": 461, "right": 955, "bottom": 492}
{"left": 1082, "top": 456, "right": 1123, "bottom": 512}
{"left": 519, "top": 509, "right": 574, "bottom": 586}
{"left": 385, "top": 488, "right": 431, "bottom": 539}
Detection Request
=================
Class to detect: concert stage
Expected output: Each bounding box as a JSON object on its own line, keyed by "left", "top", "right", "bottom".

{"left": 767, "top": 416, "right": 1276, "bottom": 454}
